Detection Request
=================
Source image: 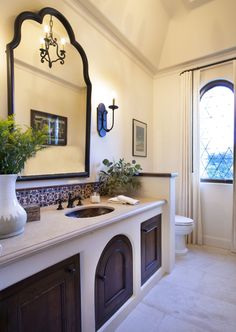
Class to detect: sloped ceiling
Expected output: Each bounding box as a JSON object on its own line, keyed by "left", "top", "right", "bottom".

{"left": 77, "top": 0, "right": 234, "bottom": 73}
{"left": 83, "top": 0, "right": 170, "bottom": 72}
{"left": 162, "top": 0, "right": 214, "bottom": 16}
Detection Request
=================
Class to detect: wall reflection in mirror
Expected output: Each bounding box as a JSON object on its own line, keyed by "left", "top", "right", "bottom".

{"left": 7, "top": 8, "right": 91, "bottom": 180}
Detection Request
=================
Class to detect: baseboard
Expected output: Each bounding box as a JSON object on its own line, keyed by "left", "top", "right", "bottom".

{"left": 203, "top": 235, "right": 231, "bottom": 250}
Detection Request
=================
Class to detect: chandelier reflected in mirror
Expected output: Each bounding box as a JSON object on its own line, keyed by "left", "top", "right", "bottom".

{"left": 39, "top": 15, "right": 66, "bottom": 68}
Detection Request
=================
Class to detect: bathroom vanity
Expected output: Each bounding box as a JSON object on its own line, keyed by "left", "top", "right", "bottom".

{"left": 0, "top": 174, "right": 176, "bottom": 331}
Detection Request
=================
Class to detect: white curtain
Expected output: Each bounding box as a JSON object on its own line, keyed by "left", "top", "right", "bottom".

{"left": 231, "top": 60, "right": 236, "bottom": 252}
{"left": 177, "top": 70, "right": 203, "bottom": 245}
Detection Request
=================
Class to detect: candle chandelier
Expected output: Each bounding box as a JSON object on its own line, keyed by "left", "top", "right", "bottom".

{"left": 39, "top": 15, "right": 66, "bottom": 68}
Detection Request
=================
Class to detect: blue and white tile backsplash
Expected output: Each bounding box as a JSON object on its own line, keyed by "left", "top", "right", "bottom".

{"left": 16, "top": 182, "right": 100, "bottom": 207}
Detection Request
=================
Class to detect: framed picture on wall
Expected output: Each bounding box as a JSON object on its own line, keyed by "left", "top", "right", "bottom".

{"left": 31, "top": 109, "right": 67, "bottom": 146}
{"left": 132, "top": 119, "right": 147, "bottom": 157}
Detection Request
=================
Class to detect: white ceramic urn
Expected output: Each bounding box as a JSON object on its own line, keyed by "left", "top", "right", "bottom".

{"left": 0, "top": 174, "right": 27, "bottom": 239}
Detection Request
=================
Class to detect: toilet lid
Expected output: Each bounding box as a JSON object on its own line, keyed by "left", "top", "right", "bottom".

{"left": 175, "top": 215, "right": 194, "bottom": 226}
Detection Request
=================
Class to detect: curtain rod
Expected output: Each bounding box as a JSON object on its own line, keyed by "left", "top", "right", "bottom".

{"left": 180, "top": 56, "right": 236, "bottom": 75}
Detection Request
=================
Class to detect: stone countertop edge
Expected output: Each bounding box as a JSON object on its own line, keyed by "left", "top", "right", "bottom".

{"left": 0, "top": 198, "right": 166, "bottom": 267}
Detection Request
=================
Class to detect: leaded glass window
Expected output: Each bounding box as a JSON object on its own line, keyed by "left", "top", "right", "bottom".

{"left": 200, "top": 80, "right": 234, "bottom": 182}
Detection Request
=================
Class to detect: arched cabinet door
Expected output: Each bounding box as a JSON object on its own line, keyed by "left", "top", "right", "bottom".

{"left": 95, "top": 235, "right": 133, "bottom": 330}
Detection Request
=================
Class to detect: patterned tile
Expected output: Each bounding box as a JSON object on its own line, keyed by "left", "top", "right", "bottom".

{"left": 16, "top": 182, "right": 101, "bottom": 207}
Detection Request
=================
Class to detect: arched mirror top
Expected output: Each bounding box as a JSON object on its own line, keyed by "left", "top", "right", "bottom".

{"left": 6, "top": 7, "right": 91, "bottom": 180}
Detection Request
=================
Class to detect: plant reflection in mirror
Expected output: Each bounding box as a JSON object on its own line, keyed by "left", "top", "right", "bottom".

{"left": 0, "top": 116, "right": 48, "bottom": 175}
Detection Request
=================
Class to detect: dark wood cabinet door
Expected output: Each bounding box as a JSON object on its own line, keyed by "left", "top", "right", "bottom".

{"left": 95, "top": 235, "right": 133, "bottom": 330}
{"left": 0, "top": 255, "right": 81, "bottom": 332}
{"left": 141, "top": 215, "right": 162, "bottom": 285}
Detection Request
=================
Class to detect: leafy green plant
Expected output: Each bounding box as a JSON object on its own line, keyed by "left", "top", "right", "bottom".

{"left": 0, "top": 116, "right": 48, "bottom": 174}
{"left": 99, "top": 158, "right": 142, "bottom": 196}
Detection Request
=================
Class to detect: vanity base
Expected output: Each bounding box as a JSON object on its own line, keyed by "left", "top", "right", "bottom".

{"left": 0, "top": 255, "right": 81, "bottom": 332}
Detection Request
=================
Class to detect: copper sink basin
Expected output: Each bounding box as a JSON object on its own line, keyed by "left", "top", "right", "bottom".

{"left": 65, "top": 206, "right": 114, "bottom": 218}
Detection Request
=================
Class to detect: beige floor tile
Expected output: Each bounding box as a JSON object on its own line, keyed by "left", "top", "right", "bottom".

{"left": 157, "top": 314, "right": 206, "bottom": 332}
{"left": 162, "top": 264, "right": 205, "bottom": 291}
{"left": 199, "top": 272, "right": 236, "bottom": 305}
{"left": 143, "top": 280, "right": 236, "bottom": 332}
{"left": 115, "top": 246, "right": 236, "bottom": 332}
{"left": 116, "top": 302, "right": 164, "bottom": 332}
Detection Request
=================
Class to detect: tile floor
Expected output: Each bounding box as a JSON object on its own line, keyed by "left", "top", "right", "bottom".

{"left": 116, "top": 245, "right": 236, "bottom": 332}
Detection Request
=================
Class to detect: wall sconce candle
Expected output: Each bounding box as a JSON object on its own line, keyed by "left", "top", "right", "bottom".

{"left": 97, "top": 99, "right": 119, "bottom": 137}
{"left": 39, "top": 15, "right": 66, "bottom": 68}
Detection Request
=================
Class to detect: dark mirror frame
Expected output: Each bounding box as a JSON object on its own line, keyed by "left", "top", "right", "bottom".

{"left": 6, "top": 7, "right": 91, "bottom": 181}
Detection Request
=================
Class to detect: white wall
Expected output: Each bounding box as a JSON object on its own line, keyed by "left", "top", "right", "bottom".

{"left": 153, "top": 71, "right": 181, "bottom": 208}
{"left": 153, "top": 71, "right": 181, "bottom": 174}
{"left": 201, "top": 183, "right": 233, "bottom": 249}
{"left": 0, "top": 0, "right": 154, "bottom": 188}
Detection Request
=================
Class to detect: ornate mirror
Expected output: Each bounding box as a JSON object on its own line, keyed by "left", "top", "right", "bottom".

{"left": 6, "top": 7, "right": 91, "bottom": 180}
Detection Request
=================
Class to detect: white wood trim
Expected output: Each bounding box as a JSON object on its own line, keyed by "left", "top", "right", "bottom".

{"left": 155, "top": 46, "right": 236, "bottom": 78}
{"left": 64, "top": 0, "right": 157, "bottom": 77}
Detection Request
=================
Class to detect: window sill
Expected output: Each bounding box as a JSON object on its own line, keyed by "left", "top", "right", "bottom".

{"left": 200, "top": 179, "right": 233, "bottom": 184}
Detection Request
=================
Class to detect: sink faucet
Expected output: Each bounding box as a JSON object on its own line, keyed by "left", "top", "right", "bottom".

{"left": 67, "top": 193, "right": 83, "bottom": 208}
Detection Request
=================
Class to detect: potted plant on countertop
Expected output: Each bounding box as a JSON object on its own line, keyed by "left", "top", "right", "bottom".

{"left": 0, "top": 116, "right": 47, "bottom": 239}
{"left": 99, "top": 158, "right": 142, "bottom": 196}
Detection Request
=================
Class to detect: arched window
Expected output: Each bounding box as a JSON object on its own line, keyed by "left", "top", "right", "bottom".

{"left": 200, "top": 80, "right": 234, "bottom": 182}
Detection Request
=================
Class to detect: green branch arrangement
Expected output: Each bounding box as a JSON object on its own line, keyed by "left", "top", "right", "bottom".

{"left": 99, "top": 158, "right": 142, "bottom": 196}
{"left": 0, "top": 116, "right": 48, "bottom": 174}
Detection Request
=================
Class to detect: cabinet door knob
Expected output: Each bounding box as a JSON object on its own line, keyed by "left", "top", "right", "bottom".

{"left": 97, "top": 274, "right": 106, "bottom": 281}
{"left": 67, "top": 266, "right": 76, "bottom": 274}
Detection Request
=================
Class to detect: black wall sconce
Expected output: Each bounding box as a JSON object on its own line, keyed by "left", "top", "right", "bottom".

{"left": 97, "top": 99, "right": 118, "bottom": 137}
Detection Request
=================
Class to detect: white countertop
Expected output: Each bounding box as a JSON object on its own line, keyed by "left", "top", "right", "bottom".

{"left": 0, "top": 197, "right": 165, "bottom": 267}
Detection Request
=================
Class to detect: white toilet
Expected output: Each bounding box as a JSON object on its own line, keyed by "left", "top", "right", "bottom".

{"left": 175, "top": 215, "right": 194, "bottom": 255}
